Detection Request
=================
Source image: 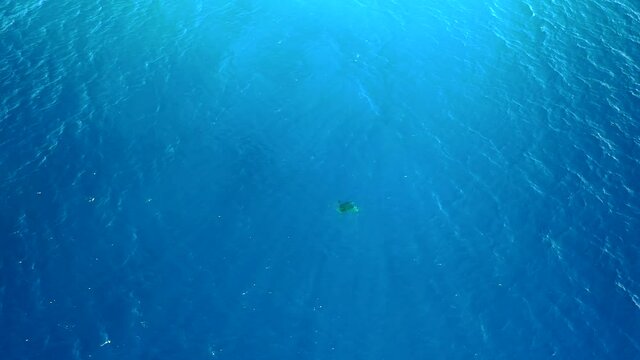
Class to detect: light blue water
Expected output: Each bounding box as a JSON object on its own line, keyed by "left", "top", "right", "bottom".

{"left": 1, "top": 0, "right": 640, "bottom": 359}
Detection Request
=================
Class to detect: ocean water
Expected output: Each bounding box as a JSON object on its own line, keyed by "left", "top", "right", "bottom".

{"left": 1, "top": 0, "right": 640, "bottom": 358}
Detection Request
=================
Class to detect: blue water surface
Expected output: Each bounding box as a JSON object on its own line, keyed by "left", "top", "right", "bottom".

{"left": 1, "top": 0, "right": 640, "bottom": 359}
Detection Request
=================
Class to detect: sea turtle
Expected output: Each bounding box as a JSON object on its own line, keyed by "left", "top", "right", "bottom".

{"left": 337, "top": 201, "right": 359, "bottom": 214}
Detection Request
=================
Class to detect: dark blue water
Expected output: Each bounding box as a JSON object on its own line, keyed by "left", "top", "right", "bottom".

{"left": 2, "top": 0, "right": 640, "bottom": 359}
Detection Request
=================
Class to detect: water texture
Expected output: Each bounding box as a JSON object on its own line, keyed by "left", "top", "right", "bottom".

{"left": 1, "top": 0, "right": 639, "bottom": 359}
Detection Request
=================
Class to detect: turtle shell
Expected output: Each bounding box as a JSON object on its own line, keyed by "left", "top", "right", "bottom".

{"left": 337, "top": 201, "right": 359, "bottom": 213}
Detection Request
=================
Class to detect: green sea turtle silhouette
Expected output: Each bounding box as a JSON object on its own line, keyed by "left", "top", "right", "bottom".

{"left": 337, "top": 201, "right": 359, "bottom": 214}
